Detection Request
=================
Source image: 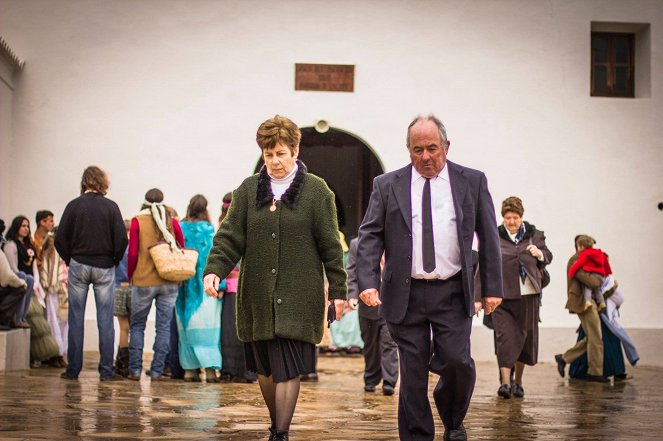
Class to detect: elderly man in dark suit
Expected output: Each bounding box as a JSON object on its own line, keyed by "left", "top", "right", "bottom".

{"left": 357, "top": 115, "right": 503, "bottom": 441}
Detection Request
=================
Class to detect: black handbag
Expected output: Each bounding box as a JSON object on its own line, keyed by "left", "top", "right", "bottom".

{"left": 540, "top": 267, "right": 551, "bottom": 289}
{"left": 327, "top": 303, "right": 336, "bottom": 328}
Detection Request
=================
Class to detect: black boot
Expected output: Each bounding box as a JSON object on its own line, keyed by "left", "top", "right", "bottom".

{"left": 115, "top": 347, "right": 130, "bottom": 377}
{"left": 274, "top": 430, "right": 289, "bottom": 441}
{"left": 268, "top": 426, "right": 276, "bottom": 441}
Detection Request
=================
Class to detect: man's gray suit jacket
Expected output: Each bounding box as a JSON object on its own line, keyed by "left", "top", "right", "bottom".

{"left": 357, "top": 161, "right": 504, "bottom": 324}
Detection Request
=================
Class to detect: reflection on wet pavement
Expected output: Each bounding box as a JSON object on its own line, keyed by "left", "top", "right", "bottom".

{"left": 0, "top": 353, "right": 660, "bottom": 440}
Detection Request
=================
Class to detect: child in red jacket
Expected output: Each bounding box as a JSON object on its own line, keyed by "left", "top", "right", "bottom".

{"left": 568, "top": 236, "right": 612, "bottom": 312}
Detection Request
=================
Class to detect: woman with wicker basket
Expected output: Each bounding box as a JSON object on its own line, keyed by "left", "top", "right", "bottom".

{"left": 127, "top": 188, "right": 184, "bottom": 381}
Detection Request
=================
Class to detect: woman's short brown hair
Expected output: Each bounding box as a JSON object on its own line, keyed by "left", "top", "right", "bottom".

{"left": 80, "top": 166, "right": 110, "bottom": 195}
{"left": 501, "top": 196, "right": 524, "bottom": 217}
{"left": 256, "top": 115, "right": 301, "bottom": 153}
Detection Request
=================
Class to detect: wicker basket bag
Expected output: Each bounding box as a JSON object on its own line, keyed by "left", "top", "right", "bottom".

{"left": 148, "top": 241, "right": 199, "bottom": 282}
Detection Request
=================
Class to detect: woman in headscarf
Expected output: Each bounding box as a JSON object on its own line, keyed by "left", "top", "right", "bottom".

{"left": 127, "top": 188, "right": 184, "bottom": 381}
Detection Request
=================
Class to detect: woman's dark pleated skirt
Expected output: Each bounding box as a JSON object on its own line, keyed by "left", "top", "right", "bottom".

{"left": 245, "top": 337, "right": 316, "bottom": 383}
{"left": 492, "top": 293, "right": 540, "bottom": 367}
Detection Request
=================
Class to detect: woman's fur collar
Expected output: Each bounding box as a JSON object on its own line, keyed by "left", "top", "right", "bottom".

{"left": 256, "top": 160, "right": 307, "bottom": 210}
{"left": 498, "top": 221, "right": 537, "bottom": 243}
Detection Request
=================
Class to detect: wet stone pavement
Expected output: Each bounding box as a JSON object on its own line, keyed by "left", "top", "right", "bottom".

{"left": 0, "top": 353, "right": 661, "bottom": 440}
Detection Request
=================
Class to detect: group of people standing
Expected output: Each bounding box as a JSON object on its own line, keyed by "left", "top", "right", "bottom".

{"left": 0, "top": 113, "right": 639, "bottom": 441}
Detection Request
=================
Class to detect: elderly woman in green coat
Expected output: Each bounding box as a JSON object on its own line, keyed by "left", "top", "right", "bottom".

{"left": 203, "top": 115, "right": 347, "bottom": 441}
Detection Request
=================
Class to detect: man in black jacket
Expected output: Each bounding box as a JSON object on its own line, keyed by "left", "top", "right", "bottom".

{"left": 55, "top": 166, "right": 127, "bottom": 381}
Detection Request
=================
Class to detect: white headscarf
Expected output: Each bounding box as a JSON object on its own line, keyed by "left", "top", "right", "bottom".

{"left": 139, "top": 201, "right": 178, "bottom": 249}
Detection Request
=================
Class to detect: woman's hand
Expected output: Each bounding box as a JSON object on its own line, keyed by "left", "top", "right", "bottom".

{"left": 334, "top": 299, "right": 345, "bottom": 321}
{"left": 474, "top": 301, "right": 483, "bottom": 315}
{"left": 347, "top": 298, "right": 359, "bottom": 310}
{"left": 203, "top": 274, "right": 221, "bottom": 298}
{"left": 526, "top": 244, "right": 544, "bottom": 260}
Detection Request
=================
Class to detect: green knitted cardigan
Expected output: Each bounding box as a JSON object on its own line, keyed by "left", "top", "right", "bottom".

{"left": 204, "top": 161, "right": 347, "bottom": 344}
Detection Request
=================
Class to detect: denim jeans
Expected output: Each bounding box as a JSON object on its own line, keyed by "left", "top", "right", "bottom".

{"left": 129, "top": 284, "right": 178, "bottom": 377}
{"left": 66, "top": 259, "right": 116, "bottom": 379}
{"left": 14, "top": 271, "right": 34, "bottom": 322}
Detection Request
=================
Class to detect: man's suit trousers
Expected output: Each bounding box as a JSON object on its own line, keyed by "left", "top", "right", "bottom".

{"left": 387, "top": 276, "right": 474, "bottom": 441}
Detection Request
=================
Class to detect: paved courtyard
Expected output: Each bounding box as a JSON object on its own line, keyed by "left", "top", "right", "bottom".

{"left": 0, "top": 353, "right": 660, "bottom": 440}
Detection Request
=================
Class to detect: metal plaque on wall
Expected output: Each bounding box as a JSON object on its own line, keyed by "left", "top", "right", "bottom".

{"left": 295, "top": 64, "right": 354, "bottom": 92}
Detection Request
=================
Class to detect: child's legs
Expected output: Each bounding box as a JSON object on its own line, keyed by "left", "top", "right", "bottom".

{"left": 117, "top": 315, "right": 130, "bottom": 348}
{"left": 592, "top": 290, "right": 605, "bottom": 306}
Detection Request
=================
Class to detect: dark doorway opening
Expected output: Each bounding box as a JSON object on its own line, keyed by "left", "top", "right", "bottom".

{"left": 254, "top": 127, "right": 384, "bottom": 242}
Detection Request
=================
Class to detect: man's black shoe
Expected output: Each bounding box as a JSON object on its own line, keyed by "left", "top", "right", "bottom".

{"left": 555, "top": 354, "right": 566, "bottom": 378}
{"left": 382, "top": 384, "right": 395, "bottom": 396}
{"left": 364, "top": 384, "right": 376, "bottom": 392}
{"left": 444, "top": 423, "right": 467, "bottom": 441}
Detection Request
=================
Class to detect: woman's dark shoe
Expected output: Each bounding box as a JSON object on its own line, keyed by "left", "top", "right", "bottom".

{"left": 555, "top": 354, "right": 566, "bottom": 378}
{"left": 114, "top": 347, "right": 130, "bottom": 377}
{"left": 511, "top": 383, "right": 524, "bottom": 398}
{"left": 274, "top": 430, "right": 289, "bottom": 441}
{"left": 497, "top": 383, "right": 512, "bottom": 399}
{"left": 585, "top": 375, "right": 610, "bottom": 383}
{"left": 232, "top": 376, "right": 255, "bottom": 384}
{"left": 268, "top": 426, "right": 276, "bottom": 441}
{"left": 47, "top": 356, "right": 62, "bottom": 368}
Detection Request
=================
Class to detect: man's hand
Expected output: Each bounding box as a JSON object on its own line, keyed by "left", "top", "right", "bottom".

{"left": 482, "top": 296, "right": 502, "bottom": 315}
{"left": 359, "top": 288, "right": 381, "bottom": 307}
{"left": 120, "top": 282, "right": 129, "bottom": 289}
{"left": 334, "top": 299, "right": 345, "bottom": 320}
{"left": 348, "top": 298, "right": 359, "bottom": 310}
{"left": 203, "top": 274, "right": 222, "bottom": 298}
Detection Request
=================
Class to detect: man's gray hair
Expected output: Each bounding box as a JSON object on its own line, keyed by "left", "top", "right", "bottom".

{"left": 406, "top": 114, "right": 448, "bottom": 148}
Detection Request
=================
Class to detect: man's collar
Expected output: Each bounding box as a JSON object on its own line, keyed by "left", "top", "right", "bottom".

{"left": 410, "top": 163, "right": 449, "bottom": 183}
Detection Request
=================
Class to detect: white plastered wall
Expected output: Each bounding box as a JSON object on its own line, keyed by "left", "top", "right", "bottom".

{"left": 1, "top": 0, "right": 661, "bottom": 361}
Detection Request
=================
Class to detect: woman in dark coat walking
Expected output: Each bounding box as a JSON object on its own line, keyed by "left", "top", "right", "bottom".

{"left": 203, "top": 115, "right": 347, "bottom": 441}
{"left": 493, "top": 197, "right": 552, "bottom": 399}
